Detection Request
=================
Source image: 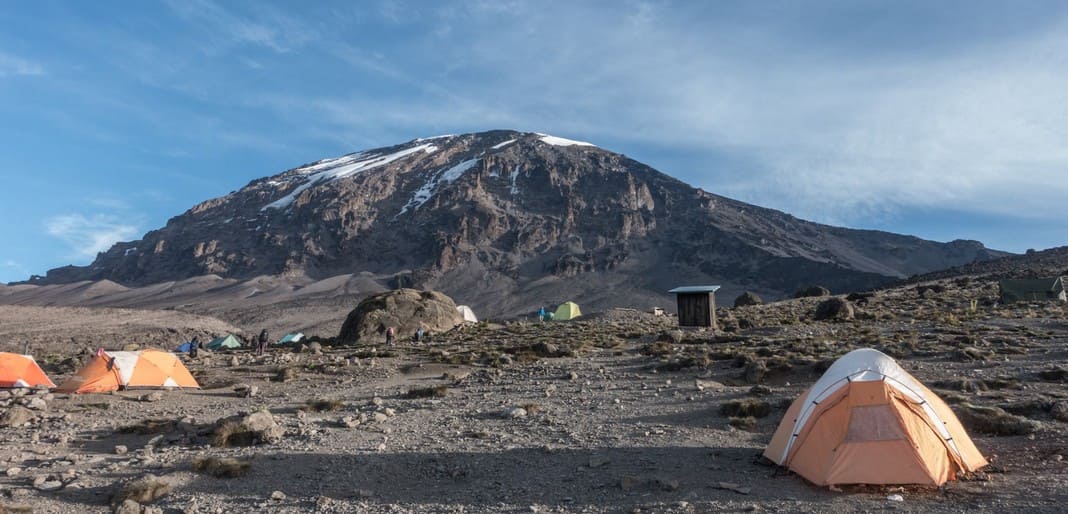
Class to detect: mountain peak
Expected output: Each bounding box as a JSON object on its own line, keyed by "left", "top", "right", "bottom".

{"left": 22, "top": 129, "right": 1001, "bottom": 316}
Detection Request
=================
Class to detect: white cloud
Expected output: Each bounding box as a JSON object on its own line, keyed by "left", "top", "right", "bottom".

{"left": 0, "top": 51, "right": 43, "bottom": 77}
{"left": 45, "top": 214, "right": 140, "bottom": 260}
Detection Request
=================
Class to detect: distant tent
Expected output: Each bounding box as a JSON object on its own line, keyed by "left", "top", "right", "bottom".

{"left": 765, "top": 349, "right": 987, "bottom": 486}
{"left": 277, "top": 333, "right": 305, "bottom": 345}
{"left": 456, "top": 305, "right": 478, "bottom": 323}
{"left": 175, "top": 341, "right": 194, "bottom": 353}
{"left": 56, "top": 349, "right": 200, "bottom": 394}
{"left": 206, "top": 334, "right": 242, "bottom": 351}
{"left": 999, "top": 277, "right": 1066, "bottom": 303}
{"left": 0, "top": 353, "right": 56, "bottom": 388}
{"left": 553, "top": 301, "right": 582, "bottom": 321}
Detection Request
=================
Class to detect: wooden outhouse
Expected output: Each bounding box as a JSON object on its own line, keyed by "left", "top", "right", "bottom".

{"left": 669, "top": 285, "right": 720, "bottom": 328}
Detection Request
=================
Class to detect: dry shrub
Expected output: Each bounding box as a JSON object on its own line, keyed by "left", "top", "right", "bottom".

{"left": 191, "top": 456, "right": 251, "bottom": 478}
{"left": 118, "top": 418, "right": 175, "bottom": 435}
{"left": 957, "top": 403, "right": 1039, "bottom": 436}
{"left": 111, "top": 475, "right": 173, "bottom": 506}
{"left": 640, "top": 341, "right": 675, "bottom": 357}
{"left": 728, "top": 416, "right": 757, "bottom": 429}
{"left": 406, "top": 385, "right": 448, "bottom": 399}
{"left": 721, "top": 399, "right": 772, "bottom": 418}
{"left": 211, "top": 420, "right": 245, "bottom": 447}
{"left": 519, "top": 403, "right": 543, "bottom": 414}
{"left": 303, "top": 399, "right": 345, "bottom": 412}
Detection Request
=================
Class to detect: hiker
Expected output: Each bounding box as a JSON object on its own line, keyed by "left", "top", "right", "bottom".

{"left": 257, "top": 329, "right": 269, "bottom": 356}
{"left": 385, "top": 326, "right": 395, "bottom": 346}
{"left": 415, "top": 327, "right": 425, "bottom": 343}
{"left": 538, "top": 307, "right": 546, "bottom": 322}
{"left": 189, "top": 336, "right": 200, "bottom": 358}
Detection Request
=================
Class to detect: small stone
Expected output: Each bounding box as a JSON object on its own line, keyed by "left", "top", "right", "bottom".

{"left": 340, "top": 416, "right": 360, "bottom": 428}
{"left": 568, "top": 372, "right": 579, "bottom": 381}
{"left": 114, "top": 499, "right": 142, "bottom": 514}
{"left": 887, "top": 494, "right": 904, "bottom": 502}
{"left": 140, "top": 392, "right": 164, "bottom": 402}
{"left": 508, "top": 407, "right": 528, "bottom": 419}
{"left": 588, "top": 455, "right": 610, "bottom": 468}
{"left": 270, "top": 490, "right": 286, "bottom": 501}
{"left": 114, "top": 445, "right": 128, "bottom": 455}
{"left": 39, "top": 480, "right": 63, "bottom": 491}
{"left": 656, "top": 478, "right": 679, "bottom": 491}
{"left": 230, "top": 356, "right": 240, "bottom": 367}
{"left": 372, "top": 412, "right": 389, "bottom": 423}
{"left": 371, "top": 397, "right": 384, "bottom": 407}
{"left": 384, "top": 408, "right": 396, "bottom": 417}
{"left": 25, "top": 397, "right": 48, "bottom": 410}
{"left": 1051, "top": 401, "right": 1068, "bottom": 422}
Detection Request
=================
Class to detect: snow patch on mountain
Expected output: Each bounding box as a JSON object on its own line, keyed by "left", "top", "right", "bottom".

{"left": 491, "top": 138, "right": 517, "bottom": 150}
{"left": 398, "top": 158, "right": 481, "bottom": 216}
{"left": 263, "top": 144, "right": 438, "bottom": 211}
{"left": 538, "top": 134, "right": 595, "bottom": 147}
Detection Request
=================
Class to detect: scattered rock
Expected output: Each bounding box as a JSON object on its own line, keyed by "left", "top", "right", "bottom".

{"left": 0, "top": 406, "right": 37, "bottom": 427}
{"left": 372, "top": 412, "right": 389, "bottom": 423}
{"left": 744, "top": 360, "right": 767, "bottom": 384}
{"left": 212, "top": 410, "right": 284, "bottom": 446}
{"left": 114, "top": 499, "right": 142, "bottom": 514}
{"left": 714, "top": 481, "right": 751, "bottom": 495}
{"left": 588, "top": 455, "right": 611, "bottom": 468}
{"left": 139, "top": 392, "right": 164, "bottom": 403}
{"left": 795, "top": 286, "right": 831, "bottom": 298}
{"left": 507, "top": 407, "right": 528, "bottom": 419}
{"left": 1051, "top": 401, "right": 1068, "bottom": 423}
{"left": 114, "top": 445, "right": 129, "bottom": 455}
{"left": 620, "top": 475, "right": 642, "bottom": 491}
{"left": 270, "top": 490, "right": 286, "bottom": 501}
{"left": 957, "top": 403, "right": 1039, "bottom": 436}
{"left": 340, "top": 416, "right": 361, "bottom": 428}
{"left": 25, "top": 397, "right": 48, "bottom": 411}
{"left": 275, "top": 367, "right": 297, "bottom": 383}
{"left": 111, "top": 474, "right": 173, "bottom": 506}
{"left": 233, "top": 384, "right": 259, "bottom": 398}
{"left": 721, "top": 399, "right": 772, "bottom": 418}
{"left": 734, "top": 292, "right": 763, "bottom": 308}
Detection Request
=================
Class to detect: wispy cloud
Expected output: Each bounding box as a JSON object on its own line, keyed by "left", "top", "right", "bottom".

{"left": 0, "top": 51, "right": 43, "bottom": 77}
{"left": 45, "top": 214, "right": 140, "bottom": 260}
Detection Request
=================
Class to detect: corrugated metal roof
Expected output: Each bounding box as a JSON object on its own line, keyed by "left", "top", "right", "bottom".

{"left": 668, "top": 285, "right": 721, "bottom": 294}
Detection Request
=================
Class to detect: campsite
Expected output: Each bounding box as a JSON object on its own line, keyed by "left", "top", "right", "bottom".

{"left": 0, "top": 267, "right": 1067, "bottom": 513}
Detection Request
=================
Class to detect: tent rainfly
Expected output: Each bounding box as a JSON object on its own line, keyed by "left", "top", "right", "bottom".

{"left": 277, "top": 333, "right": 305, "bottom": 345}
{"left": 999, "top": 277, "right": 1066, "bottom": 303}
{"left": 456, "top": 305, "right": 478, "bottom": 323}
{"left": 56, "top": 349, "right": 200, "bottom": 394}
{"left": 206, "top": 334, "right": 242, "bottom": 350}
{"left": 0, "top": 353, "right": 56, "bottom": 388}
{"left": 175, "top": 341, "right": 194, "bottom": 353}
{"left": 553, "top": 302, "right": 582, "bottom": 321}
{"left": 765, "top": 348, "right": 987, "bottom": 486}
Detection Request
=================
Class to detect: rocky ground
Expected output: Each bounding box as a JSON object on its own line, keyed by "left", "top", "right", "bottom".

{"left": 0, "top": 276, "right": 1067, "bottom": 513}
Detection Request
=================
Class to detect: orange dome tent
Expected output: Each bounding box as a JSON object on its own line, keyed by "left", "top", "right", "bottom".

{"left": 765, "top": 348, "right": 987, "bottom": 486}
{"left": 0, "top": 353, "right": 55, "bottom": 388}
{"left": 56, "top": 349, "right": 200, "bottom": 394}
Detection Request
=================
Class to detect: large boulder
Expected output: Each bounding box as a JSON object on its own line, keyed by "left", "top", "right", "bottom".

{"left": 813, "top": 297, "right": 854, "bottom": 321}
{"left": 338, "top": 289, "right": 464, "bottom": 343}
{"left": 733, "top": 291, "right": 763, "bottom": 308}
{"left": 795, "top": 286, "right": 831, "bottom": 298}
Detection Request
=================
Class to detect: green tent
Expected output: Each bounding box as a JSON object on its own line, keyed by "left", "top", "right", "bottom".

{"left": 206, "top": 334, "right": 242, "bottom": 350}
{"left": 277, "top": 332, "right": 305, "bottom": 345}
{"left": 553, "top": 301, "right": 582, "bottom": 321}
{"left": 999, "top": 277, "right": 1066, "bottom": 303}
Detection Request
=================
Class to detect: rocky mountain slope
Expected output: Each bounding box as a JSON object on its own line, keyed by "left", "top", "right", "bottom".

{"left": 16, "top": 130, "right": 1004, "bottom": 317}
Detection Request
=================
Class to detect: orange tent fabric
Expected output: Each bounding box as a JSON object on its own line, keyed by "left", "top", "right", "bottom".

{"left": 55, "top": 349, "right": 199, "bottom": 394}
{"left": 0, "top": 353, "right": 55, "bottom": 388}
{"left": 765, "top": 348, "right": 987, "bottom": 486}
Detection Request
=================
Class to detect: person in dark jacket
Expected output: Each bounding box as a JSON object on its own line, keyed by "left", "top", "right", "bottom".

{"left": 189, "top": 336, "right": 200, "bottom": 358}
{"left": 385, "top": 326, "right": 395, "bottom": 346}
{"left": 257, "top": 329, "right": 269, "bottom": 356}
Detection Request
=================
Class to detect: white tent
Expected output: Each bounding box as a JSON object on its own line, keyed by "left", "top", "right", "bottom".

{"left": 456, "top": 305, "right": 478, "bottom": 323}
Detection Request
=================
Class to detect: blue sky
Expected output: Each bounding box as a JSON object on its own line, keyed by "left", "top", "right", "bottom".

{"left": 2, "top": 0, "right": 1067, "bottom": 283}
